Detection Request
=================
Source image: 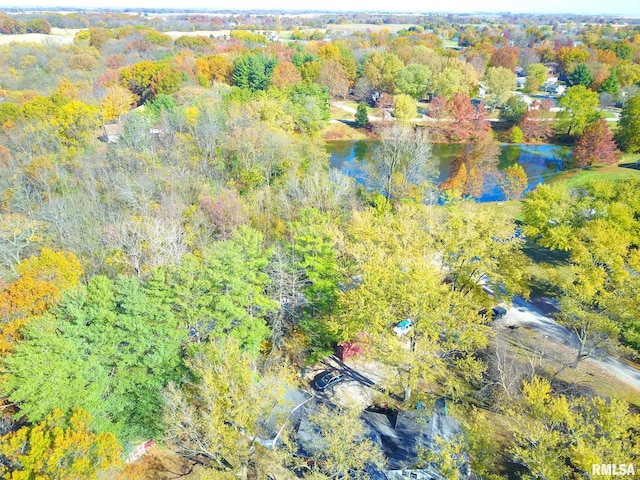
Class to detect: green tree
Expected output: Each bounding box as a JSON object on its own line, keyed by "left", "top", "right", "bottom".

{"left": 555, "top": 85, "right": 600, "bottom": 137}
{"left": 394, "top": 64, "right": 432, "bottom": 99}
{"left": 615, "top": 92, "right": 640, "bottom": 153}
{"left": 171, "top": 226, "right": 275, "bottom": 352}
{"left": 484, "top": 66, "right": 516, "bottom": 109}
{"left": 499, "top": 95, "right": 528, "bottom": 126}
{"left": 233, "top": 54, "right": 277, "bottom": 92}
{"left": 3, "top": 274, "right": 187, "bottom": 440}
{"left": 524, "top": 63, "right": 549, "bottom": 93}
{"left": 599, "top": 70, "right": 620, "bottom": 96}
{"left": 510, "top": 125, "right": 524, "bottom": 143}
{"left": 0, "top": 409, "right": 122, "bottom": 480}
{"left": 355, "top": 101, "right": 368, "bottom": 127}
{"left": 568, "top": 63, "right": 594, "bottom": 87}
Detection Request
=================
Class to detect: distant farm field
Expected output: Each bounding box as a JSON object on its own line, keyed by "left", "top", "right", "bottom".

{"left": 325, "top": 23, "right": 418, "bottom": 33}
{"left": 0, "top": 27, "right": 80, "bottom": 45}
{"left": 164, "top": 30, "right": 231, "bottom": 38}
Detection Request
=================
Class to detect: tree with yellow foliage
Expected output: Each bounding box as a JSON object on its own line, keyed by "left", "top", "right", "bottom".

{"left": 0, "top": 408, "right": 122, "bottom": 480}
{"left": 100, "top": 84, "right": 137, "bottom": 122}
{"left": 0, "top": 249, "right": 83, "bottom": 355}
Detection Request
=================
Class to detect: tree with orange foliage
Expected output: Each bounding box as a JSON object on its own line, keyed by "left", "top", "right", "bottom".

{"left": 574, "top": 119, "right": 621, "bottom": 167}
{"left": 0, "top": 408, "right": 122, "bottom": 480}
{"left": 490, "top": 46, "right": 520, "bottom": 71}
{"left": 447, "top": 93, "right": 490, "bottom": 142}
{"left": 0, "top": 249, "right": 83, "bottom": 354}
{"left": 196, "top": 54, "right": 233, "bottom": 86}
{"left": 270, "top": 61, "right": 302, "bottom": 90}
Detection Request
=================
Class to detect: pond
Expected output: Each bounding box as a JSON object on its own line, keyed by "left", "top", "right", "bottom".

{"left": 326, "top": 141, "right": 574, "bottom": 202}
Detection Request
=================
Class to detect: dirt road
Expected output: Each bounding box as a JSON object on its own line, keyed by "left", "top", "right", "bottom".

{"left": 497, "top": 296, "right": 640, "bottom": 392}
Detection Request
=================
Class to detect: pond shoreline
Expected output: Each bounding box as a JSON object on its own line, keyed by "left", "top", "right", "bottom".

{"left": 326, "top": 140, "right": 574, "bottom": 203}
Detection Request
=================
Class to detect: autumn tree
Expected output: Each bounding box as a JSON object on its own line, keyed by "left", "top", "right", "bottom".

{"left": 441, "top": 132, "right": 500, "bottom": 199}
{"left": 520, "top": 103, "right": 553, "bottom": 142}
{"left": 393, "top": 93, "right": 417, "bottom": 122}
{"left": 522, "top": 179, "right": 640, "bottom": 360}
{"left": 446, "top": 93, "right": 490, "bottom": 142}
{"left": 317, "top": 59, "right": 349, "bottom": 99}
{"left": 330, "top": 205, "right": 494, "bottom": 401}
{"left": 26, "top": 19, "right": 51, "bottom": 34}
{"left": 300, "top": 404, "right": 385, "bottom": 477}
{"left": 100, "top": 84, "right": 137, "bottom": 121}
{"left": 508, "top": 377, "right": 640, "bottom": 478}
{"left": 51, "top": 100, "right": 100, "bottom": 152}
{"left": 270, "top": 60, "right": 302, "bottom": 90}
{"left": 196, "top": 54, "right": 233, "bottom": 86}
{"left": 163, "top": 338, "right": 292, "bottom": 479}
{"left": 498, "top": 164, "right": 528, "bottom": 200}
{"left": 0, "top": 249, "right": 83, "bottom": 356}
{"left": 0, "top": 409, "right": 122, "bottom": 479}
{"left": 490, "top": 46, "right": 520, "bottom": 71}
{"left": 432, "top": 60, "right": 478, "bottom": 100}
{"left": 362, "top": 51, "right": 404, "bottom": 93}
{"left": 574, "top": 119, "right": 621, "bottom": 166}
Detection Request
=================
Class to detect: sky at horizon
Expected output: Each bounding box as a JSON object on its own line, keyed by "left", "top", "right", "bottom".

{"left": 4, "top": 0, "right": 640, "bottom": 16}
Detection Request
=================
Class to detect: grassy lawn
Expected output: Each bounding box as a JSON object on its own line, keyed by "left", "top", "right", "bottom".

{"left": 329, "top": 105, "right": 354, "bottom": 121}
{"left": 555, "top": 162, "right": 640, "bottom": 188}
{"left": 322, "top": 122, "right": 370, "bottom": 141}
{"left": 474, "top": 200, "right": 523, "bottom": 221}
{"left": 442, "top": 39, "right": 459, "bottom": 49}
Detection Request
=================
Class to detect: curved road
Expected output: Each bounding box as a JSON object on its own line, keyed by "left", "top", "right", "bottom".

{"left": 497, "top": 296, "right": 640, "bottom": 392}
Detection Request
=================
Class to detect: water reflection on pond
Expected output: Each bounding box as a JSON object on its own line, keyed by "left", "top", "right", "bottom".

{"left": 327, "top": 141, "right": 574, "bottom": 202}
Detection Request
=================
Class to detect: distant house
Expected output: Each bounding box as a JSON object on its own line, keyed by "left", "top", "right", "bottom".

{"left": 102, "top": 123, "right": 123, "bottom": 144}
{"left": 516, "top": 76, "right": 527, "bottom": 88}
{"left": 545, "top": 62, "right": 560, "bottom": 75}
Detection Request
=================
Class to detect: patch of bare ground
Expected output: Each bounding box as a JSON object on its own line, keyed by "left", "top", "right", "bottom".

{"left": 496, "top": 322, "right": 640, "bottom": 407}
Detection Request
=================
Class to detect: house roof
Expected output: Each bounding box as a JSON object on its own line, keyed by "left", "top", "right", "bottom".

{"left": 103, "top": 123, "right": 123, "bottom": 136}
